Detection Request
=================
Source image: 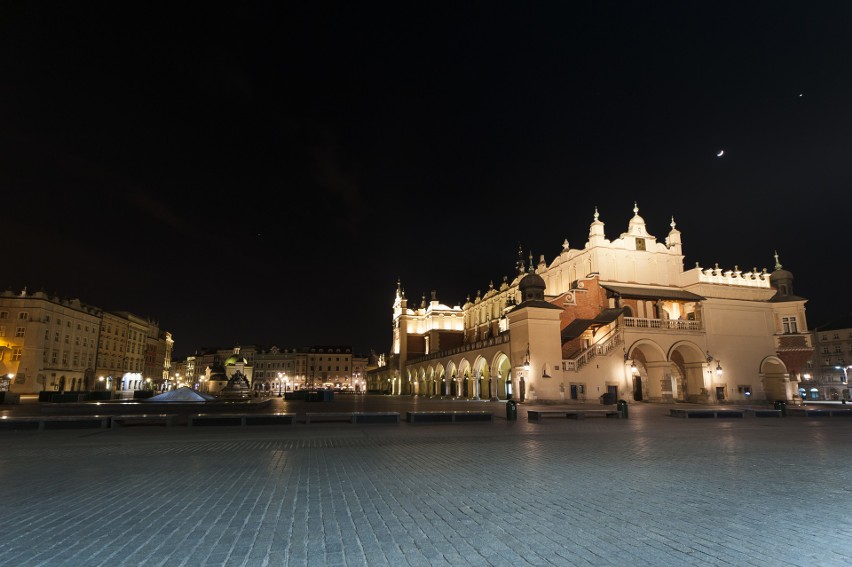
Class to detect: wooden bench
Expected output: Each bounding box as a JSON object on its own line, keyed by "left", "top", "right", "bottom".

{"left": 188, "top": 413, "right": 296, "bottom": 427}
{"left": 304, "top": 412, "right": 400, "bottom": 424}
{"left": 0, "top": 415, "right": 110, "bottom": 431}
{"left": 406, "top": 411, "right": 493, "bottom": 424}
{"left": 110, "top": 414, "right": 178, "bottom": 428}
{"left": 670, "top": 409, "right": 717, "bottom": 418}
{"left": 528, "top": 409, "right": 621, "bottom": 421}
{"left": 749, "top": 409, "right": 782, "bottom": 418}
{"left": 670, "top": 409, "right": 745, "bottom": 418}
{"left": 786, "top": 408, "right": 852, "bottom": 418}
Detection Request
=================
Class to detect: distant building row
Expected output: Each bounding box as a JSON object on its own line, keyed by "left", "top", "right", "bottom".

{"left": 171, "top": 345, "right": 375, "bottom": 395}
{"left": 0, "top": 288, "right": 376, "bottom": 396}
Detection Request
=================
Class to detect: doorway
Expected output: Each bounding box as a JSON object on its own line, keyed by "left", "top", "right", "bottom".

{"left": 632, "top": 375, "right": 643, "bottom": 401}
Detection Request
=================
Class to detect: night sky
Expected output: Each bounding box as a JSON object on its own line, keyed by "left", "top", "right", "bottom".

{"left": 3, "top": 2, "right": 851, "bottom": 359}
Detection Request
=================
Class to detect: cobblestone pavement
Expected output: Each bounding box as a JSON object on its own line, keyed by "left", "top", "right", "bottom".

{"left": 0, "top": 396, "right": 849, "bottom": 566}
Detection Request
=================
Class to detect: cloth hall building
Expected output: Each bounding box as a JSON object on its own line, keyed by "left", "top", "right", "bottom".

{"left": 367, "top": 204, "right": 814, "bottom": 405}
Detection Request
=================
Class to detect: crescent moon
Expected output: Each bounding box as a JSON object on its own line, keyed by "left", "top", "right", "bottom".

{"left": 716, "top": 150, "right": 724, "bottom": 157}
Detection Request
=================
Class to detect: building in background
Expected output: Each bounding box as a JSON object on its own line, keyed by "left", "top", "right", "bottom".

{"left": 369, "top": 204, "right": 814, "bottom": 405}
{"left": 95, "top": 311, "right": 153, "bottom": 392}
{"left": 0, "top": 289, "right": 172, "bottom": 395}
{"left": 809, "top": 315, "right": 852, "bottom": 401}
{"left": 0, "top": 289, "right": 102, "bottom": 394}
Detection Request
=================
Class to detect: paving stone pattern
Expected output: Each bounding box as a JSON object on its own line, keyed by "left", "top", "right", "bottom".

{"left": 0, "top": 398, "right": 849, "bottom": 566}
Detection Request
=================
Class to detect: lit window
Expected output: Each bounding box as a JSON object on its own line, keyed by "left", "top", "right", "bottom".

{"left": 15, "top": 327, "right": 25, "bottom": 338}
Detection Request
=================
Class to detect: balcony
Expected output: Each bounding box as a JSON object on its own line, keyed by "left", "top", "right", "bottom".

{"left": 623, "top": 317, "right": 702, "bottom": 331}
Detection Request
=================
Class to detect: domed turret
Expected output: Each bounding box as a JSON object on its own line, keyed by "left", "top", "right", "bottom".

{"left": 518, "top": 258, "right": 546, "bottom": 303}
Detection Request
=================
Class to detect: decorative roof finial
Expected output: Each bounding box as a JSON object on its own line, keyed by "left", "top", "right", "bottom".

{"left": 670, "top": 216, "right": 676, "bottom": 230}
{"left": 593, "top": 207, "right": 599, "bottom": 221}
{"left": 633, "top": 202, "right": 639, "bottom": 216}
{"left": 774, "top": 250, "right": 782, "bottom": 270}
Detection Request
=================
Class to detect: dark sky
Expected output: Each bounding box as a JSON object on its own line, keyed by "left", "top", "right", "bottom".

{"left": 3, "top": 2, "right": 851, "bottom": 359}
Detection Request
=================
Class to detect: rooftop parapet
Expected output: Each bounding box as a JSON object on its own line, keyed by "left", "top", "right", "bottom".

{"left": 680, "top": 263, "right": 771, "bottom": 288}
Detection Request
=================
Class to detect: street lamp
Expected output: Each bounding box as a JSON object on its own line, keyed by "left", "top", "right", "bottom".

{"left": 706, "top": 352, "right": 723, "bottom": 376}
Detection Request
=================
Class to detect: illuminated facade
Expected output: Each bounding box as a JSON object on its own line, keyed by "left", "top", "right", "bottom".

{"left": 0, "top": 289, "right": 171, "bottom": 395}
{"left": 369, "top": 204, "right": 814, "bottom": 404}
{"left": 0, "top": 290, "right": 101, "bottom": 394}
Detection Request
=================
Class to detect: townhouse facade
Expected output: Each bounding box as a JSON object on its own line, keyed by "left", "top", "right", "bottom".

{"left": 0, "top": 289, "right": 172, "bottom": 395}
{"left": 809, "top": 315, "right": 852, "bottom": 401}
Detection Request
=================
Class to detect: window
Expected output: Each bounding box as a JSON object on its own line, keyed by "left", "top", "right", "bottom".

{"left": 782, "top": 316, "right": 798, "bottom": 334}
{"left": 12, "top": 347, "right": 22, "bottom": 362}
{"left": 0, "top": 326, "right": 5, "bottom": 338}
{"left": 0, "top": 311, "right": 8, "bottom": 319}
{"left": 54, "top": 332, "right": 60, "bottom": 342}
{"left": 62, "top": 351, "right": 69, "bottom": 365}
{"left": 44, "top": 330, "right": 49, "bottom": 340}
{"left": 51, "top": 351, "right": 58, "bottom": 364}
{"left": 18, "top": 312, "right": 28, "bottom": 320}
{"left": 15, "top": 327, "right": 25, "bottom": 338}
